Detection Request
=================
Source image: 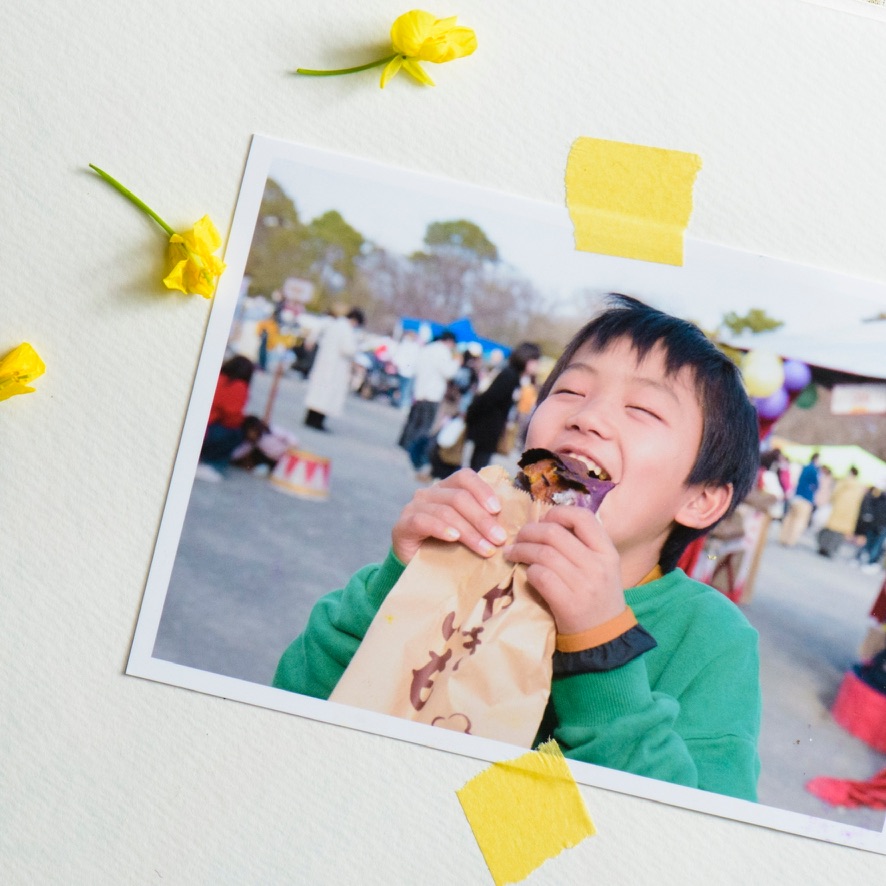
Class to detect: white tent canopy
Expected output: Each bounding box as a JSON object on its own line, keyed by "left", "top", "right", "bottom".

{"left": 721, "top": 320, "right": 886, "bottom": 380}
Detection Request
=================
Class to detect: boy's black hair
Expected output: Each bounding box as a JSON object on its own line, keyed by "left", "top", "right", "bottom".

{"left": 537, "top": 294, "right": 760, "bottom": 573}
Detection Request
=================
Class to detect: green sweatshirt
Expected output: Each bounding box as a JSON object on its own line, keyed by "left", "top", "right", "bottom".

{"left": 273, "top": 550, "right": 761, "bottom": 802}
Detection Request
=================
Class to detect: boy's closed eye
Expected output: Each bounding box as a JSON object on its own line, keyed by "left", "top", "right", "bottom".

{"left": 550, "top": 386, "right": 666, "bottom": 421}
{"left": 551, "top": 382, "right": 583, "bottom": 396}
{"left": 627, "top": 404, "right": 663, "bottom": 420}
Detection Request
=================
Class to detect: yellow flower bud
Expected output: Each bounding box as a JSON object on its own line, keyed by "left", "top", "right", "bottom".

{"left": 385, "top": 10, "right": 477, "bottom": 86}
{"left": 0, "top": 343, "right": 45, "bottom": 402}
{"left": 163, "top": 215, "right": 227, "bottom": 299}
{"left": 391, "top": 11, "right": 476, "bottom": 61}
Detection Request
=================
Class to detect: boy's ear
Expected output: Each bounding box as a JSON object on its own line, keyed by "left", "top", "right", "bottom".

{"left": 675, "top": 483, "right": 734, "bottom": 530}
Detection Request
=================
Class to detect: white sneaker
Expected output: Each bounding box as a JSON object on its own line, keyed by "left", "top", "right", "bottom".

{"left": 860, "top": 563, "right": 882, "bottom": 575}
{"left": 195, "top": 463, "right": 223, "bottom": 483}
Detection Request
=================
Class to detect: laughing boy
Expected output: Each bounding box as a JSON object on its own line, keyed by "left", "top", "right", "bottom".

{"left": 274, "top": 295, "right": 762, "bottom": 801}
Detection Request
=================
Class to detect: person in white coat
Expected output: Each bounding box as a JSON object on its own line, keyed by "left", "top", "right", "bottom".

{"left": 397, "top": 330, "right": 460, "bottom": 472}
{"left": 304, "top": 308, "right": 365, "bottom": 431}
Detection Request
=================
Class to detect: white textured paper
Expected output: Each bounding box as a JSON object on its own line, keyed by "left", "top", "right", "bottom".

{"left": 3, "top": 0, "right": 886, "bottom": 882}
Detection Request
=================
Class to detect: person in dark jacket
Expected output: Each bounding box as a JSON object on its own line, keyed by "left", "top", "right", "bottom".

{"left": 856, "top": 486, "right": 886, "bottom": 571}
{"left": 464, "top": 341, "right": 541, "bottom": 471}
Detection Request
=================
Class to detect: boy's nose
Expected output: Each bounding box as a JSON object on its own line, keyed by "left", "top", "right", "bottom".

{"left": 567, "top": 397, "right": 615, "bottom": 438}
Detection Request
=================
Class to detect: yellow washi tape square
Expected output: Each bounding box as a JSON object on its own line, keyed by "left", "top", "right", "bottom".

{"left": 457, "top": 740, "right": 596, "bottom": 885}
{"left": 566, "top": 136, "right": 702, "bottom": 266}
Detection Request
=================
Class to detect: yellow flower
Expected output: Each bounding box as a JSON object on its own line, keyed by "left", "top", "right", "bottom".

{"left": 0, "top": 342, "right": 45, "bottom": 402}
{"left": 382, "top": 11, "right": 477, "bottom": 87}
{"left": 295, "top": 10, "right": 476, "bottom": 88}
{"left": 89, "top": 164, "right": 226, "bottom": 298}
{"left": 163, "top": 216, "right": 227, "bottom": 299}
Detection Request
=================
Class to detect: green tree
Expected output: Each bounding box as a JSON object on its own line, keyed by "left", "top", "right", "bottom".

{"left": 721, "top": 308, "right": 784, "bottom": 335}
{"left": 244, "top": 181, "right": 368, "bottom": 308}
{"left": 423, "top": 220, "right": 499, "bottom": 261}
{"left": 256, "top": 178, "right": 301, "bottom": 229}
{"left": 292, "top": 210, "right": 367, "bottom": 311}
{"left": 305, "top": 211, "right": 366, "bottom": 282}
{"left": 244, "top": 179, "right": 308, "bottom": 297}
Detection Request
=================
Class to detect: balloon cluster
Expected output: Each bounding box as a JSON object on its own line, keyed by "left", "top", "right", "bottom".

{"left": 740, "top": 351, "right": 812, "bottom": 421}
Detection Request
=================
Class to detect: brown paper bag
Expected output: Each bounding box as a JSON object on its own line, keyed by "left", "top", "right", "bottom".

{"left": 330, "top": 466, "right": 556, "bottom": 747}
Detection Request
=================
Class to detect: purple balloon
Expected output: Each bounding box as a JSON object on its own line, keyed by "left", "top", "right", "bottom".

{"left": 755, "top": 387, "right": 790, "bottom": 420}
{"left": 782, "top": 359, "right": 812, "bottom": 392}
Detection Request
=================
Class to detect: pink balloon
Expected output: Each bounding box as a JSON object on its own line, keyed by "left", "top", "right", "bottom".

{"left": 755, "top": 387, "right": 790, "bottom": 420}
{"left": 782, "top": 359, "right": 812, "bottom": 392}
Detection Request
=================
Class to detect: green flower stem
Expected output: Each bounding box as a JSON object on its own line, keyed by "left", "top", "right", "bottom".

{"left": 295, "top": 53, "right": 398, "bottom": 76}
{"left": 89, "top": 164, "right": 175, "bottom": 237}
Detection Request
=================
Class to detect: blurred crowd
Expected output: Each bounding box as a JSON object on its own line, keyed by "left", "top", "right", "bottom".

{"left": 194, "top": 301, "right": 544, "bottom": 485}
{"left": 760, "top": 448, "right": 886, "bottom": 573}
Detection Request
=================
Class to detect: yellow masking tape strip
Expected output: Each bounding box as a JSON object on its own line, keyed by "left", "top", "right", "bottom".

{"left": 456, "top": 740, "right": 596, "bottom": 886}
{"left": 565, "top": 137, "right": 702, "bottom": 266}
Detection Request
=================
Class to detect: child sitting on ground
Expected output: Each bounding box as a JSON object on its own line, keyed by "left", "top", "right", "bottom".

{"left": 230, "top": 418, "right": 299, "bottom": 475}
{"left": 272, "top": 295, "right": 762, "bottom": 801}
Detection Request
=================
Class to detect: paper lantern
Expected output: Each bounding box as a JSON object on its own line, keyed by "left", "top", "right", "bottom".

{"left": 741, "top": 350, "right": 785, "bottom": 398}
{"left": 782, "top": 359, "right": 812, "bottom": 392}
{"left": 755, "top": 387, "right": 790, "bottom": 420}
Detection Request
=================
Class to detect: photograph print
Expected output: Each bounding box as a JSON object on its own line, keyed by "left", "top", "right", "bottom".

{"left": 128, "top": 135, "right": 886, "bottom": 854}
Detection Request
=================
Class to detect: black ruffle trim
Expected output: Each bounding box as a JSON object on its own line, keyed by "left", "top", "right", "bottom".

{"left": 552, "top": 625, "right": 658, "bottom": 676}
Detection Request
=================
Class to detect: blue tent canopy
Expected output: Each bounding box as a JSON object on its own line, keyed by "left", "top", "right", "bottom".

{"left": 397, "top": 315, "right": 511, "bottom": 359}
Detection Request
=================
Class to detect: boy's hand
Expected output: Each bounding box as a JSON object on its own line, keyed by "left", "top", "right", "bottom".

{"left": 392, "top": 469, "right": 508, "bottom": 565}
{"left": 505, "top": 506, "right": 625, "bottom": 635}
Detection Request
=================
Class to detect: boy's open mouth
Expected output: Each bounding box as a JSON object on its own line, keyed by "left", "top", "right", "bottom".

{"left": 515, "top": 448, "right": 616, "bottom": 512}
{"left": 562, "top": 452, "right": 612, "bottom": 482}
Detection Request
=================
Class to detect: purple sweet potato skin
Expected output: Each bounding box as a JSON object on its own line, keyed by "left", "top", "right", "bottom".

{"left": 515, "top": 448, "right": 616, "bottom": 513}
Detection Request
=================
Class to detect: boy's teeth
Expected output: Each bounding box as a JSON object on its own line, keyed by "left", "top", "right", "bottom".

{"left": 570, "top": 454, "right": 611, "bottom": 481}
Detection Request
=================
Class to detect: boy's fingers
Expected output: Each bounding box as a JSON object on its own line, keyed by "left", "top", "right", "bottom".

{"left": 425, "top": 491, "right": 508, "bottom": 552}
{"left": 441, "top": 467, "right": 502, "bottom": 514}
{"left": 431, "top": 470, "right": 507, "bottom": 546}
{"left": 539, "top": 505, "right": 611, "bottom": 550}
{"left": 398, "top": 473, "right": 507, "bottom": 559}
{"left": 510, "top": 509, "right": 616, "bottom": 573}
{"left": 514, "top": 514, "right": 596, "bottom": 557}
{"left": 506, "top": 542, "right": 589, "bottom": 619}
{"left": 422, "top": 511, "right": 503, "bottom": 558}
{"left": 505, "top": 538, "right": 567, "bottom": 573}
